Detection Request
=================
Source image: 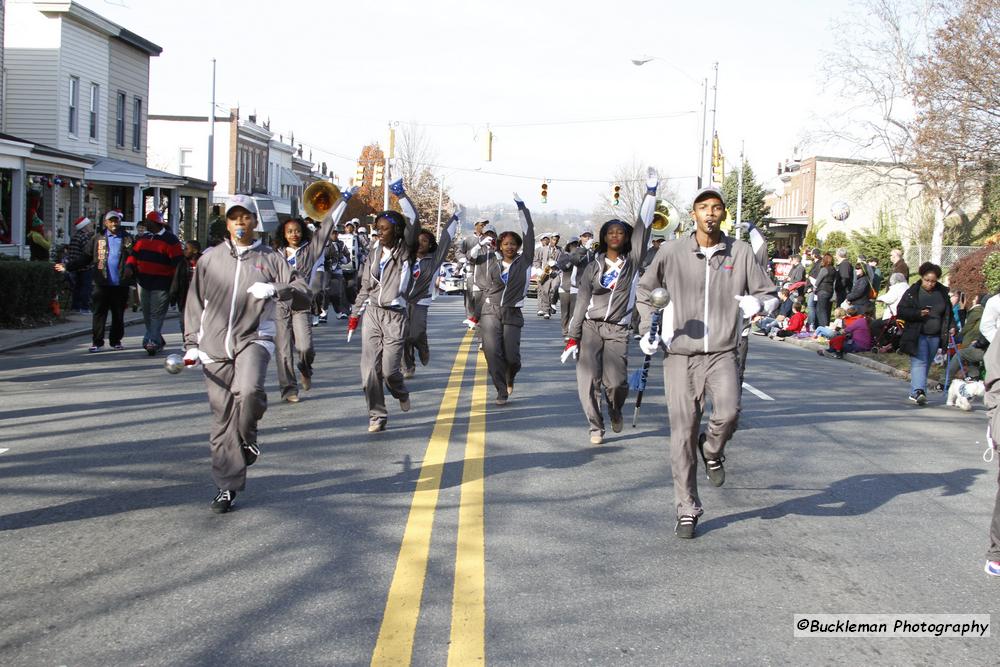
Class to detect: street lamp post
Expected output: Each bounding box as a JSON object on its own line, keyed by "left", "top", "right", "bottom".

{"left": 631, "top": 55, "right": 712, "bottom": 189}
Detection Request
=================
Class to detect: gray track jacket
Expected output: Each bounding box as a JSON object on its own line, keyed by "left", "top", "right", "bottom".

{"left": 184, "top": 240, "right": 311, "bottom": 360}
{"left": 568, "top": 192, "right": 656, "bottom": 339}
{"left": 350, "top": 196, "right": 419, "bottom": 315}
{"left": 471, "top": 205, "right": 535, "bottom": 309}
{"left": 408, "top": 216, "right": 457, "bottom": 306}
{"left": 636, "top": 231, "right": 777, "bottom": 355}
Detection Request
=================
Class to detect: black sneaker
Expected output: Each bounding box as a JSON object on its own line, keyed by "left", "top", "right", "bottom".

{"left": 910, "top": 390, "right": 928, "bottom": 406}
{"left": 242, "top": 442, "right": 260, "bottom": 466}
{"left": 698, "top": 433, "right": 726, "bottom": 487}
{"left": 675, "top": 515, "right": 698, "bottom": 539}
{"left": 211, "top": 489, "right": 236, "bottom": 513}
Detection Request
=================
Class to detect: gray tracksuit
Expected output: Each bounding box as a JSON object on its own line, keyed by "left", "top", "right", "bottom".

{"left": 275, "top": 198, "right": 350, "bottom": 397}
{"left": 569, "top": 194, "right": 656, "bottom": 438}
{"left": 351, "top": 196, "right": 419, "bottom": 428}
{"left": 183, "top": 240, "right": 311, "bottom": 492}
{"left": 403, "top": 217, "right": 457, "bottom": 373}
{"left": 983, "top": 336, "right": 1000, "bottom": 562}
{"left": 557, "top": 246, "right": 591, "bottom": 338}
{"left": 635, "top": 231, "right": 777, "bottom": 519}
{"left": 475, "top": 205, "right": 535, "bottom": 399}
{"left": 455, "top": 233, "right": 482, "bottom": 319}
{"left": 533, "top": 243, "right": 560, "bottom": 314}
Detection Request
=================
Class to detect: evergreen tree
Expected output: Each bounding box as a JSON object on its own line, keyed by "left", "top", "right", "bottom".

{"left": 722, "top": 161, "right": 772, "bottom": 248}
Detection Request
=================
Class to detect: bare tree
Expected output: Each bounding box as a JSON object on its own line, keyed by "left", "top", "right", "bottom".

{"left": 594, "top": 159, "right": 681, "bottom": 224}
{"left": 815, "top": 0, "right": 982, "bottom": 263}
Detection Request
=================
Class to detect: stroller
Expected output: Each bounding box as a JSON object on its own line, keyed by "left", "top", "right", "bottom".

{"left": 872, "top": 317, "right": 903, "bottom": 353}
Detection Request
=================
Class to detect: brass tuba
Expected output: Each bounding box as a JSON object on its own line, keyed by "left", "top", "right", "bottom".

{"left": 651, "top": 211, "right": 670, "bottom": 231}
{"left": 302, "top": 180, "right": 342, "bottom": 221}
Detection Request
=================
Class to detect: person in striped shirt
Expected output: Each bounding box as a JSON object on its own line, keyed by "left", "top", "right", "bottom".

{"left": 127, "top": 211, "right": 183, "bottom": 355}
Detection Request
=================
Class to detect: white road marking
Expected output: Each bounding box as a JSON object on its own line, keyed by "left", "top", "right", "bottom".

{"left": 0, "top": 448, "right": 9, "bottom": 454}
{"left": 742, "top": 382, "right": 774, "bottom": 401}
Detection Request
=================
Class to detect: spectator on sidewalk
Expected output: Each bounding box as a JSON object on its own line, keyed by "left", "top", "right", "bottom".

{"left": 946, "top": 293, "right": 987, "bottom": 382}
{"left": 169, "top": 240, "right": 201, "bottom": 338}
{"left": 27, "top": 214, "right": 51, "bottom": 261}
{"left": 127, "top": 211, "right": 183, "bottom": 355}
{"left": 774, "top": 302, "right": 808, "bottom": 338}
{"left": 753, "top": 288, "right": 793, "bottom": 336}
{"left": 785, "top": 254, "right": 806, "bottom": 297}
{"left": 844, "top": 261, "right": 873, "bottom": 315}
{"left": 814, "top": 307, "right": 847, "bottom": 340}
{"left": 877, "top": 272, "right": 909, "bottom": 320}
{"left": 891, "top": 248, "right": 910, "bottom": 282}
{"left": 820, "top": 307, "right": 873, "bottom": 358}
{"left": 56, "top": 211, "right": 134, "bottom": 352}
{"left": 67, "top": 216, "right": 95, "bottom": 313}
{"left": 834, "top": 248, "right": 853, "bottom": 308}
{"left": 897, "top": 262, "right": 954, "bottom": 406}
{"left": 813, "top": 253, "right": 836, "bottom": 328}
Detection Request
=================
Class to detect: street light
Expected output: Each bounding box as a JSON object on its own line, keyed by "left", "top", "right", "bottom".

{"left": 631, "top": 55, "right": 713, "bottom": 189}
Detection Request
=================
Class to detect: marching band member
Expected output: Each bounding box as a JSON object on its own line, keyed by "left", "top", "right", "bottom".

{"left": 347, "top": 180, "right": 420, "bottom": 432}
{"left": 474, "top": 194, "right": 535, "bottom": 405}
{"left": 403, "top": 209, "right": 460, "bottom": 377}
{"left": 456, "top": 218, "right": 487, "bottom": 326}
{"left": 563, "top": 169, "right": 659, "bottom": 445}
{"left": 183, "top": 195, "right": 311, "bottom": 513}
{"left": 464, "top": 224, "right": 498, "bottom": 327}
{"left": 635, "top": 187, "right": 777, "bottom": 538}
{"left": 533, "top": 233, "right": 559, "bottom": 319}
{"left": 274, "top": 191, "right": 355, "bottom": 401}
{"left": 556, "top": 237, "right": 592, "bottom": 340}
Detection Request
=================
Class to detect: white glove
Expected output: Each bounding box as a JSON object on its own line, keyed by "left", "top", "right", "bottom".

{"left": 247, "top": 282, "right": 277, "bottom": 300}
{"left": 639, "top": 333, "right": 661, "bottom": 356}
{"left": 560, "top": 339, "right": 579, "bottom": 363}
{"left": 737, "top": 221, "right": 751, "bottom": 233}
{"left": 512, "top": 191, "right": 523, "bottom": 205}
{"left": 479, "top": 237, "right": 493, "bottom": 248}
{"left": 547, "top": 259, "right": 557, "bottom": 267}
{"left": 735, "top": 294, "right": 761, "bottom": 319}
{"left": 646, "top": 167, "right": 659, "bottom": 192}
{"left": 183, "top": 348, "right": 201, "bottom": 367}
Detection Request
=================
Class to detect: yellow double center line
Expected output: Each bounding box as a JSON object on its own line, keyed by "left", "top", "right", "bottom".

{"left": 371, "top": 332, "right": 488, "bottom": 666}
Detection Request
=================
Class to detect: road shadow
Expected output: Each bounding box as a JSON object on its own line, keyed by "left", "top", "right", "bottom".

{"left": 697, "top": 468, "right": 984, "bottom": 535}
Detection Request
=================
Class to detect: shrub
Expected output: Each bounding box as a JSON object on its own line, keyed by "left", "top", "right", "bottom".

{"left": 947, "top": 245, "right": 998, "bottom": 299}
{"left": 983, "top": 250, "right": 1000, "bottom": 293}
{"left": 823, "top": 230, "right": 850, "bottom": 252}
{"left": 0, "top": 258, "right": 62, "bottom": 326}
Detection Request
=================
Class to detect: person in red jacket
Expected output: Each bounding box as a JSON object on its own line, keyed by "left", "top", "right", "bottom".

{"left": 127, "top": 211, "right": 183, "bottom": 355}
{"left": 774, "top": 302, "right": 807, "bottom": 338}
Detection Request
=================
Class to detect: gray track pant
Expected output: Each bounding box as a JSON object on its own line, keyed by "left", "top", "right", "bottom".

{"left": 538, "top": 277, "right": 557, "bottom": 314}
{"left": 403, "top": 303, "right": 430, "bottom": 373}
{"left": 663, "top": 350, "right": 741, "bottom": 518}
{"left": 202, "top": 343, "right": 270, "bottom": 491}
{"left": 560, "top": 292, "right": 575, "bottom": 338}
{"left": 480, "top": 303, "right": 523, "bottom": 400}
{"left": 576, "top": 319, "right": 629, "bottom": 437}
{"left": 361, "top": 306, "right": 409, "bottom": 427}
{"left": 274, "top": 304, "right": 314, "bottom": 398}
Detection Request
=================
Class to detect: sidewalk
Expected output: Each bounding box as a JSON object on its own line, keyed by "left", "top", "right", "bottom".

{"left": 0, "top": 310, "right": 176, "bottom": 355}
{"left": 776, "top": 333, "right": 910, "bottom": 380}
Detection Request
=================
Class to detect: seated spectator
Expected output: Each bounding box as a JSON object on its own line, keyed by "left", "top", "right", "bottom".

{"left": 947, "top": 293, "right": 988, "bottom": 382}
{"left": 876, "top": 272, "right": 908, "bottom": 320}
{"left": 814, "top": 307, "right": 847, "bottom": 340}
{"left": 753, "top": 288, "right": 793, "bottom": 335}
{"left": 820, "top": 307, "right": 873, "bottom": 358}
{"left": 774, "top": 302, "right": 808, "bottom": 338}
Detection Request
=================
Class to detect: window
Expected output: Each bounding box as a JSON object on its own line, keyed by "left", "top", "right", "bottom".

{"left": 115, "top": 92, "right": 126, "bottom": 147}
{"left": 179, "top": 148, "right": 193, "bottom": 176}
{"left": 89, "top": 83, "right": 99, "bottom": 140}
{"left": 132, "top": 97, "right": 142, "bottom": 151}
{"left": 68, "top": 76, "right": 79, "bottom": 135}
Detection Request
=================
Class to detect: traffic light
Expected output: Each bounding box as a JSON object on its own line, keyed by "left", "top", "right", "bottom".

{"left": 711, "top": 133, "right": 724, "bottom": 186}
{"left": 541, "top": 182, "right": 548, "bottom": 204}
{"left": 613, "top": 185, "right": 621, "bottom": 205}
{"left": 354, "top": 164, "right": 365, "bottom": 185}
{"left": 373, "top": 164, "right": 384, "bottom": 189}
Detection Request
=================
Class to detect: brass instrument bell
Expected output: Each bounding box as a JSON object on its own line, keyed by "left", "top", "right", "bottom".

{"left": 303, "top": 181, "right": 342, "bottom": 221}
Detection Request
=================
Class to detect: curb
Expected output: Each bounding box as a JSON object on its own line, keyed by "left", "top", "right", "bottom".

{"left": 0, "top": 313, "right": 176, "bottom": 355}
{"left": 776, "top": 335, "right": 910, "bottom": 381}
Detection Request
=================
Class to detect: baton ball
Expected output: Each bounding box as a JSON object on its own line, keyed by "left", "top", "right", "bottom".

{"left": 650, "top": 288, "right": 669, "bottom": 309}
{"left": 164, "top": 354, "right": 184, "bottom": 374}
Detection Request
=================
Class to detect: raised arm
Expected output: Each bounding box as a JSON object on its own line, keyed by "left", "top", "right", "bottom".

{"left": 514, "top": 192, "right": 535, "bottom": 256}
{"left": 432, "top": 210, "right": 460, "bottom": 271}
{"left": 630, "top": 168, "right": 658, "bottom": 265}
{"left": 390, "top": 179, "right": 421, "bottom": 249}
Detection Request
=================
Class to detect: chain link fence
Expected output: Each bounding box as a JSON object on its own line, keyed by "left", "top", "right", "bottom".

{"left": 905, "top": 246, "right": 982, "bottom": 271}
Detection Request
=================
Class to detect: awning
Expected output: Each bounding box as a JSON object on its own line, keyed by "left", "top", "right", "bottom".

{"left": 279, "top": 167, "right": 301, "bottom": 188}
{"left": 769, "top": 216, "right": 810, "bottom": 227}
{"left": 85, "top": 155, "right": 186, "bottom": 188}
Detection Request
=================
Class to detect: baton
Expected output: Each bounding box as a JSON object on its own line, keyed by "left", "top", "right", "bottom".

{"left": 632, "top": 288, "right": 669, "bottom": 427}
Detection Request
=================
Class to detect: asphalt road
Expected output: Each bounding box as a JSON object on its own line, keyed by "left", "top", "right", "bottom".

{"left": 1, "top": 296, "right": 997, "bottom": 666}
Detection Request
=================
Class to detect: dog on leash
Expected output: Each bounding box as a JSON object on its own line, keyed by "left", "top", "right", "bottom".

{"left": 946, "top": 379, "right": 986, "bottom": 411}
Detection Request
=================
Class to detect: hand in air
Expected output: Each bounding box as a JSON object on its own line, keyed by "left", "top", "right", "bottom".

{"left": 646, "top": 167, "right": 659, "bottom": 194}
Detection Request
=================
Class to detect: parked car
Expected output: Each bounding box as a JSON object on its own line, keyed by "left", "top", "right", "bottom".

{"left": 437, "top": 262, "right": 465, "bottom": 295}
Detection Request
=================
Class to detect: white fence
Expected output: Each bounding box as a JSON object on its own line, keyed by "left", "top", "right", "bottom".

{"left": 904, "top": 245, "right": 984, "bottom": 270}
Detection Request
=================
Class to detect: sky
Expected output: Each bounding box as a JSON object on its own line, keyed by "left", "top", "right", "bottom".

{"left": 77, "top": 0, "right": 845, "bottom": 211}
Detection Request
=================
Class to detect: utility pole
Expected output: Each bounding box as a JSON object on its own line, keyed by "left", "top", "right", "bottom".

{"left": 698, "top": 77, "right": 708, "bottom": 189}
{"left": 383, "top": 122, "right": 396, "bottom": 211}
{"left": 735, "top": 141, "right": 745, "bottom": 241}
{"left": 207, "top": 58, "right": 216, "bottom": 198}
{"left": 708, "top": 62, "right": 719, "bottom": 188}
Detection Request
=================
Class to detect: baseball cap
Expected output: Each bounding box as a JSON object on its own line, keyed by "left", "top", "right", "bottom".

{"left": 104, "top": 210, "right": 122, "bottom": 221}
{"left": 225, "top": 194, "right": 257, "bottom": 218}
{"left": 579, "top": 230, "right": 594, "bottom": 238}
{"left": 692, "top": 187, "right": 726, "bottom": 208}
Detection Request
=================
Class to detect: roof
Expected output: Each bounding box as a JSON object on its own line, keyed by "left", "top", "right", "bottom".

{"left": 279, "top": 167, "right": 301, "bottom": 188}
{"left": 0, "top": 132, "right": 95, "bottom": 168}
{"left": 84, "top": 155, "right": 210, "bottom": 191}
{"left": 35, "top": 1, "right": 162, "bottom": 56}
